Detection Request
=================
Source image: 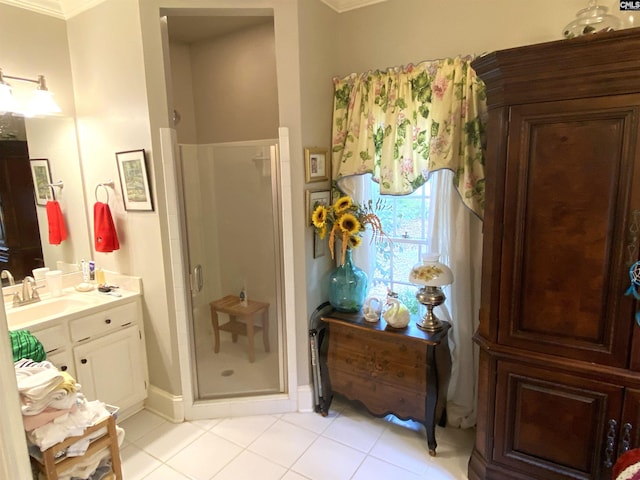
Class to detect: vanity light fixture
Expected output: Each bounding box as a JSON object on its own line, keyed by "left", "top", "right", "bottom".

{"left": 0, "top": 68, "right": 61, "bottom": 116}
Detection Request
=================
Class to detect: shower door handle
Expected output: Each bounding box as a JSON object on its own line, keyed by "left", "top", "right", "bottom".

{"left": 191, "top": 265, "right": 203, "bottom": 293}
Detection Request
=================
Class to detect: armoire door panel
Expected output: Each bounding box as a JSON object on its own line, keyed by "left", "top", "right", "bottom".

{"left": 494, "top": 361, "right": 623, "bottom": 480}
{"left": 621, "top": 389, "right": 640, "bottom": 452}
{"left": 498, "top": 96, "right": 640, "bottom": 367}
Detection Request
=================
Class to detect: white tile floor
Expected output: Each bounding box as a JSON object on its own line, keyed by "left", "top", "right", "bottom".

{"left": 118, "top": 396, "right": 475, "bottom": 480}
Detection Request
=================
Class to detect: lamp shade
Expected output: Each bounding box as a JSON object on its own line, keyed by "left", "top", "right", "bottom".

{"left": 409, "top": 253, "right": 453, "bottom": 287}
{"left": 25, "top": 89, "right": 61, "bottom": 117}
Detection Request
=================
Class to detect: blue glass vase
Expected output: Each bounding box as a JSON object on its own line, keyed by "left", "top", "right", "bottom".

{"left": 329, "top": 248, "right": 368, "bottom": 313}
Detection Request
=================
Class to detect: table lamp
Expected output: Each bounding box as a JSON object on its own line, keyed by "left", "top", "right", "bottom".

{"left": 409, "top": 253, "right": 453, "bottom": 332}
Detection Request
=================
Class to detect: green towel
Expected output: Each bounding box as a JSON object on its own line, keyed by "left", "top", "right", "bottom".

{"left": 9, "top": 330, "right": 46, "bottom": 363}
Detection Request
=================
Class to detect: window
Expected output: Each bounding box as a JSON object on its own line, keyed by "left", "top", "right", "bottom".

{"left": 369, "top": 179, "right": 432, "bottom": 314}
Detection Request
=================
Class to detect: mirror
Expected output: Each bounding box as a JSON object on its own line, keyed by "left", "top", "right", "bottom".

{"left": 0, "top": 114, "right": 91, "bottom": 284}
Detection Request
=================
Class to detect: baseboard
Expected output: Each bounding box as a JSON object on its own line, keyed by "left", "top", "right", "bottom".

{"left": 297, "top": 384, "right": 314, "bottom": 412}
{"left": 145, "top": 385, "right": 184, "bottom": 423}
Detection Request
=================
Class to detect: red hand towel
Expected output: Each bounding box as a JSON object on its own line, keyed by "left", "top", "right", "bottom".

{"left": 45, "top": 200, "right": 68, "bottom": 245}
{"left": 94, "top": 202, "right": 120, "bottom": 253}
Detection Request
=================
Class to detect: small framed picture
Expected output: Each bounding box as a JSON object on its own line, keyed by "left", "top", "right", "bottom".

{"left": 116, "top": 149, "right": 154, "bottom": 211}
{"left": 307, "top": 189, "right": 331, "bottom": 226}
{"left": 304, "top": 147, "right": 330, "bottom": 183}
{"left": 29, "top": 158, "right": 53, "bottom": 206}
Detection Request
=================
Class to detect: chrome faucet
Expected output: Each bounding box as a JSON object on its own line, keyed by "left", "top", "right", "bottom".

{"left": 1, "top": 270, "right": 14, "bottom": 286}
{"left": 13, "top": 276, "right": 41, "bottom": 307}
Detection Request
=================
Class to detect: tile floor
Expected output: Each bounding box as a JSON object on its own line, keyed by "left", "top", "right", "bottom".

{"left": 118, "top": 396, "right": 475, "bottom": 480}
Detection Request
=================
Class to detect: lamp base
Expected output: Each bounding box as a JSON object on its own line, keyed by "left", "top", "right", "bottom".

{"left": 415, "top": 286, "right": 445, "bottom": 332}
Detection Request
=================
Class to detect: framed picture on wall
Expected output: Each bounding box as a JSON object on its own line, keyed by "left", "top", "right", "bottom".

{"left": 306, "top": 189, "right": 331, "bottom": 226}
{"left": 116, "top": 149, "right": 154, "bottom": 211}
{"left": 304, "top": 147, "right": 330, "bottom": 183}
{"left": 29, "top": 158, "right": 53, "bottom": 206}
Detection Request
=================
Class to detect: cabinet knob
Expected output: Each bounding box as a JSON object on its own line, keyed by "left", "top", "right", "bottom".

{"left": 621, "top": 423, "right": 633, "bottom": 454}
{"left": 604, "top": 419, "right": 617, "bottom": 468}
{"left": 81, "top": 358, "right": 88, "bottom": 364}
{"left": 105, "top": 319, "right": 112, "bottom": 324}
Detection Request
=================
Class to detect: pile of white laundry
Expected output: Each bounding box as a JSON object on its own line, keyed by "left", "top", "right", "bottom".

{"left": 15, "top": 359, "right": 124, "bottom": 480}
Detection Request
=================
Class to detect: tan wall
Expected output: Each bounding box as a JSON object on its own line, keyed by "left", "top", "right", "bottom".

{"left": 332, "top": 0, "right": 588, "bottom": 76}
{"left": 0, "top": 0, "right": 601, "bottom": 409}
{"left": 168, "top": 42, "right": 198, "bottom": 144}
{"left": 190, "top": 21, "right": 279, "bottom": 143}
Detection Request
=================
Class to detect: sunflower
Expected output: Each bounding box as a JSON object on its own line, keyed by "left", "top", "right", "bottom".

{"left": 309, "top": 192, "right": 388, "bottom": 265}
{"left": 311, "top": 205, "right": 327, "bottom": 228}
{"left": 337, "top": 213, "right": 361, "bottom": 235}
{"left": 347, "top": 235, "right": 362, "bottom": 248}
{"left": 333, "top": 196, "right": 352, "bottom": 213}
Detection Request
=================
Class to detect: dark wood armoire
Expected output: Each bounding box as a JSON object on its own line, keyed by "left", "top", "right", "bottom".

{"left": 470, "top": 29, "right": 640, "bottom": 480}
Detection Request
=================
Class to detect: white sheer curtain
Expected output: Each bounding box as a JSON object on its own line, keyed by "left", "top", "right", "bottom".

{"left": 427, "top": 169, "right": 482, "bottom": 428}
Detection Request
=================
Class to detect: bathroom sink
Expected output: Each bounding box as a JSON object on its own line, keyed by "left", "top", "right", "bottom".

{"left": 6, "top": 295, "right": 98, "bottom": 327}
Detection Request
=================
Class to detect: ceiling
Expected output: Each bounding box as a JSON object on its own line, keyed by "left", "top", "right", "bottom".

{"left": 167, "top": 16, "right": 273, "bottom": 45}
{"left": 0, "top": 0, "right": 388, "bottom": 19}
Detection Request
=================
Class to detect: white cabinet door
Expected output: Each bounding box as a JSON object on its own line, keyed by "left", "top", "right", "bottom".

{"left": 74, "top": 326, "right": 146, "bottom": 410}
{"left": 46, "top": 350, "right": 75, "bottom": 380}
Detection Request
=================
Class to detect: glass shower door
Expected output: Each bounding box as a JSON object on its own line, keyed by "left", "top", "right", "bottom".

{"left": 178, "top": 141, "right": 283, "bottom": 400}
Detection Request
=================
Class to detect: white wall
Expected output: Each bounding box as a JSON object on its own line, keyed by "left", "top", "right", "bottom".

{"left": 138, "top": 0, "right": 306, "bottom": 398}
{"left": 66, "top": 0, "right": 182, "bottom": 395}
{"left": 25, "top": 117, "right": 92, "bottom": 267}
{"left": 0, "top": 4, "right": 92, "bottom": 271}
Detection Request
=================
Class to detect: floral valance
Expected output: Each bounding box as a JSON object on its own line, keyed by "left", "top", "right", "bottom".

{"left": 330, "top": 56, "right": 487, "bottom": 219}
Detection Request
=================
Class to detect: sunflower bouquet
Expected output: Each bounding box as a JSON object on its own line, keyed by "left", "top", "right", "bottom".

{"left": 311, "top": 194, "right": 387, "bottom": 265}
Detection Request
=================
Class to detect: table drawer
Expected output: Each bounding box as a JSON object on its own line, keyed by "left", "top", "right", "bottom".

{"left": 70, "top": 302, "right": 138, "bottom": 341}
{"left": 31, "top": 323, "right": 67, "bottom": 353}
{"left": 330, "top": 323, "right": 424, "bottom": 364}
{"left": 330, "top": 365, "right": 426, "bottom": 421}
{"left": 328, "top": 344, "right": 426, "bottom": 389}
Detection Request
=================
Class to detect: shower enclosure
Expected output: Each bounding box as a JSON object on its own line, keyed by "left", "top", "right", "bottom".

{"left": 177, "top": 140, "right": 284, "bottom": 400}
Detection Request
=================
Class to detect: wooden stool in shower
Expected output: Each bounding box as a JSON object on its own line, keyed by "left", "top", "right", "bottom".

{"left": 210, "top": 295, "right": 270, "bottom": 363}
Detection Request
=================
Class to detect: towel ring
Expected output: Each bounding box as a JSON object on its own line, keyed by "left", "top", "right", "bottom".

{"left": 95, "top": 181, "right": 114, "bottom": 203}
{"left": 47, "top": 181, "right": 64, "bottom": 201}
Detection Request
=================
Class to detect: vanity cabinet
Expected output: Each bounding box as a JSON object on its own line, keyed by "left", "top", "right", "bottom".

{"left": 74, "top": 325, "right": 146, "bottom": 409}
{"left": 24, "top": 296, "right": 148, "bottom": 418}
{"left": 470, "top": 29, "right": 640, "bottom": 480}
{"left": 28, "top": 320, "right": 75, "bottom": 378}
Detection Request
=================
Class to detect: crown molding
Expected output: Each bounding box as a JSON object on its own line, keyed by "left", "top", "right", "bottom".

{"left": 321, "top": 0, "right": 388, "bottom": 13}
{"left": 2, "top": 0, "right": 387, "bottom": 19}
{"left": 0, "top": 0, "right": 105, "bottom": 18}
{"left": 0, "top": 0, "right": 63, "bottom": 18}
{"left": 60, "top": 0, "right": 105, "bottom": 18}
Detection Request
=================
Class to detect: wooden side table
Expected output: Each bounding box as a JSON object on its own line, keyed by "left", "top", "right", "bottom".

{"left": 210, "top": 295, "right": 270, "bottom": 363}
{"left": 31, "top": 414, "right": 122, "bottom": 480}
{"left": 319, "top": 310, "right": 451, "bottom": 456}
